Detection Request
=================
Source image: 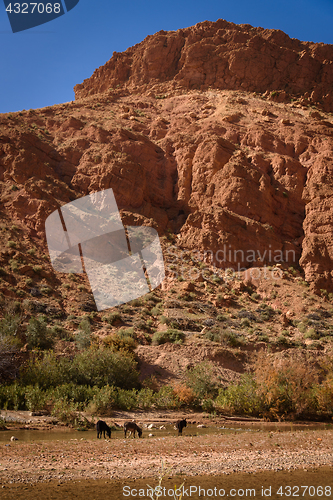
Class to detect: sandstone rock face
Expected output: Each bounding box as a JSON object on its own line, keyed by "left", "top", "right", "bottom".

{"left": 74, "top": 19, "right": 333, "bottom": 112}
{"left": 0, "top": 19, "right": 333, "bottom": 294}
{"left": 300, "top": 155, "right": 333, "bottom": 293}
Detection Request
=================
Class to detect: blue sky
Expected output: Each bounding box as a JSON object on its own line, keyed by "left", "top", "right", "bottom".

{"left": 1, "top": 0, "right": 333, "bottom": 113}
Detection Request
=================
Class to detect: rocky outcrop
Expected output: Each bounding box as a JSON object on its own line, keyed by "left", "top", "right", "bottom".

{"left": 74, "top": 19, "right": 333, "bottom": 112}
{"left": 300, "top": 154, "right": 333, "bottom": 293}
{"left": 1, "top": 20, "right": 333, "bottom": 294}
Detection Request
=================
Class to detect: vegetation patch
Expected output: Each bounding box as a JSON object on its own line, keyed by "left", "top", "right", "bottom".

{"left": 152, "top": 328, "right": 185, "bottom": 345}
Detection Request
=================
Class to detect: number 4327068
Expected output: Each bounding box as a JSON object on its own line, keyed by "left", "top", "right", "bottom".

{"left": 6, "top": 3, "right": 61, "bottom": 14}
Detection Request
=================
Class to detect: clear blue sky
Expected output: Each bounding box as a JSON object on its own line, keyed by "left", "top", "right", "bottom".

{"left": 1, "top": 0, "right": 333, "bottom": 113}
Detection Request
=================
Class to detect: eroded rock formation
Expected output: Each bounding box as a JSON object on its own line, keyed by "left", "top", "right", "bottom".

{"left": 74, "top": 19, "right": 333, "bottom": 113}
{"left": 0, "top": 19, "right": 333, "bottom": 293}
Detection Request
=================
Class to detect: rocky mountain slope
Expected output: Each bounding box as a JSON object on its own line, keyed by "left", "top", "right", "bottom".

{"left": 0, "top": 20, "right": 333, "bottom": 383}
{"left": 74, "top": 19, "right": 333, "bottom": 112}
{"left": 1, "top": 19, "right": 333, "bottom": 293}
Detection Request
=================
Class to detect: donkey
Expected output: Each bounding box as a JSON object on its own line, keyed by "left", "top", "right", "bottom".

{"left": 124, "top": 421, "right": 142, "bottom": 438}
{"left": 175, "top": 418, "right": 187, "bottom": 435}
{"left": 96, "top": 420, "right": 111, "bottom": 439}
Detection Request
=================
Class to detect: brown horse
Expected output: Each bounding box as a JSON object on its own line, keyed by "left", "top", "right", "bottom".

{"left": 124, "top": 421, "right": 142, "bottom": 438}
{"left": 175, "top": 418, "right": 187, "bottom": 435}
{"left": 96, "top": 420, "right": 111, "bottom": 439}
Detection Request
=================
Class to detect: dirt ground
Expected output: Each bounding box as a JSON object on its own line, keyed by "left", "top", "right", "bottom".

{"left": 1, "top": 468, "right": 332, "bottom": 500}
{"left": 0, "top": 410, "right": 332, "bottom": 488}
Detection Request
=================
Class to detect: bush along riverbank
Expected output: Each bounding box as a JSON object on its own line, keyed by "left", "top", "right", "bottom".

{"left": 0, "top": 344, "right": 332, "bottom": 426}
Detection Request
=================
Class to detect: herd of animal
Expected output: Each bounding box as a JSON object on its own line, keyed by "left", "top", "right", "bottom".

{"left": 96, "top": 418, "right": 187, "bottom": 439}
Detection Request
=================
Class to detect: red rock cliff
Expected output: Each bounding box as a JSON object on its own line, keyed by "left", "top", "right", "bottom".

{"left": 0, "top": 19, "right": 333, "bottom": 295}
{"left": 74, "top": 19, "right": 333, "bottom": 112}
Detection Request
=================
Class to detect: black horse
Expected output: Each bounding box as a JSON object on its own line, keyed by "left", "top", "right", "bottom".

{"left": 124, "top": 421, "right": 142, "bottom": 438}
{"left": 96, "top": 420, "right": 111, "bottom": 439}
{"left": 175, "top": 418, "right": 187, "bottom": 435}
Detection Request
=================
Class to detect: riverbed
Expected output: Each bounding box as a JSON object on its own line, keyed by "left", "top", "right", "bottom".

{"left": 1, "top": 467, "right": 332, "bottom": 500}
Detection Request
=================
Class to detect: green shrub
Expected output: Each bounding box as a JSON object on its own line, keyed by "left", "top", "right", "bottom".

{"left": 259, "top": 306, "right": 275, "bottom": 321}
{"left": 212, "top": 275, "right": 222, "bottom": 283}
{"left": 117, "top": 327, "right": 135, "bottom": 339}
{"left": 152, "top": 329, "right": 185, "bottom": 345}
{"left": 0, "top": 313, "right": 22, "bottom": 337}
{"left": 0, "top": 333, "right": 21, "bottom": 381}
{"left": 104, "top": 312, "right": 122, "bottom": 325}
{"left": 24, "top": 385, "right": 47, "bottom": 411}
{"left": 257, "top": 333, "right": 269, "bottom": 342}
{"left": 116, "top": 388, "right": 138, "bottom": 410}
{"left": 88, "top": 386, "right": 155, "bottom": 413}
{"left": 216, "top": 314, "right": 227, "bottom": 322}
{"left": 215, "top": 374, "right": 261, "bottom": 416}
{"left": 50, "top": 324, "right": 73, "bottom": 341}
{"left": 276, "top": 335, "right": 289, "bottom": 345}
{"left": 304, "top": 328, "right": 319, "bottom": 340}
{"left": 20, "top": 352, "right": 71, "bottom": 389}
{"left": 25, "top": 317, "right": 54, "bottom": 350}
{"left": 141, "top": 307, "right": 151, "bottom": 316}
{"left": 75, "top": 318, "right": 91, "bottom": 349}
{"left": 3, "top": 351, "right": 331, "bottom": 418}
{"left": 314, "top": 365, "right": 333, "bottom": 416}
{"left": 103, "top": 331, "right": 137, "bottom": 352}
{"left": 51, "top": 398, "right": 80, "bottom": 425}
{"left": 251, "top": 292, "right": 261, "bottom": 301}
{"left": 297, "top": 321, "right": 308, "bottom": 333}
{"left": 143, "top": 292, "right": 161, "bottom": 304}
{"left": 50, "top": 383, "right": 95, "bottom": 406}
{"left": 240, "top": 318, "right": 251, "bottom": 328}
{"left": 0, "top": 383, "right": 26, "bottom": 410}
{"left": 70, "top": 348, "right": 139, "bottom": 389}
{"left": 221, "top": 330, "right": 245, "bottom": 347}
{"left": 20, "top": 348, "right": 139, "bottom": 391}
{"left": 154, "top": 386, "right": 180, "bottom": 409}
{"left": 136, "top": 388, "right": 155, "bottom": 409}
{"left": 135, "top": 319, "right": 151, "bottom": 331}
{"left": 151, "top": 306, "right": 163, "bottom": 316}
{"left": 129, "top": 298, "right": 142, "bottom": 307}
{"left": 10, "top": 259, "right": 18, "bottom": 272}
{"left": 158, "top": 315, "right": 169, "bottom": 324}
{"left": 201, "top": 398, "right": 215, "bottom": 413}
{"left": 185, "top": 361, "right": 218, "bottom": 400}
{"left": 204, "top": 329, "right": 221, "bottom": 343}
{"left": 87, "top": 385, "right": 118, "bottom": 415}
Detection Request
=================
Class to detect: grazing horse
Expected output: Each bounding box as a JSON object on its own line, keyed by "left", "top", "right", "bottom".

{"left": 124, "top": 421, "right": 142, "bottom": 438}
{"left": 175, "top": 418, "right": 187, "bottom": 435}
{"left": 96, "top": 420, "right": 111, "bottom": 439}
